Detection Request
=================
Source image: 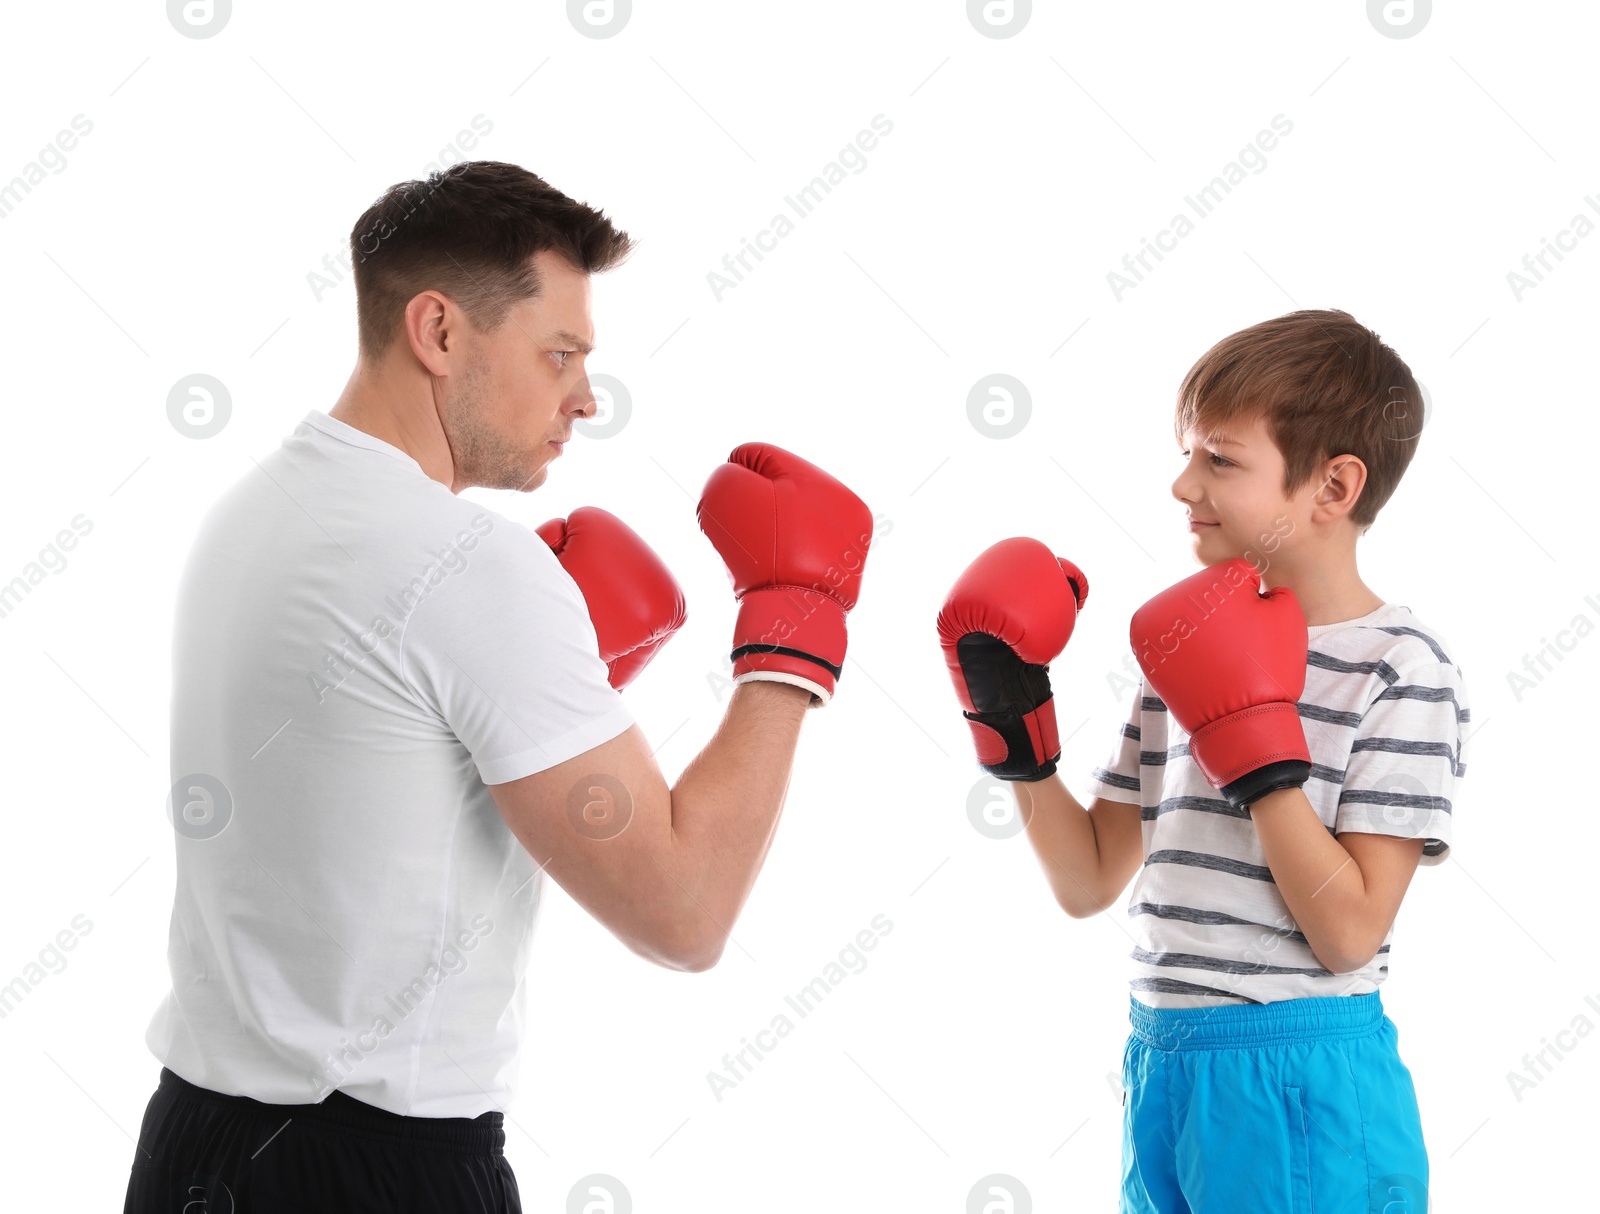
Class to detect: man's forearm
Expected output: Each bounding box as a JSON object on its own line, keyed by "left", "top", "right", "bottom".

{"left": 663, "top": 680, "right": 812, "bottom": 960}
{"left": 1014, "top": 775, "right": 1110, "bottom": 918}
{"left": 1249, "top": 786, "right": 1371, "bottom": 972}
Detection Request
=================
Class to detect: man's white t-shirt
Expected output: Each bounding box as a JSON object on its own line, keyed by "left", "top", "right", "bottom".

{"left": 145, "top": 410, "right": 634, "bottom": 1117}
{"left": 1085, "top": 600, "right": 1468, "bottom": 1009}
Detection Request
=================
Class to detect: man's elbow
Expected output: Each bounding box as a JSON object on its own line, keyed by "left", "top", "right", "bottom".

{"left": 667, "top": 938, "right": 725, "bottom": 973}
{"left": 652, "top": 920, "right": 728, "bottom": 973}
{"left": 672, "top": 946, "right": 724, "bottom": 973}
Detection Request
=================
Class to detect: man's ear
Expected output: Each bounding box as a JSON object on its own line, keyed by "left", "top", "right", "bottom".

{"left": 1310, "top": 454, "right": 1368, "bottom": 523}
{"left": 404, "top": 289, "right": 457, "bottom": 377}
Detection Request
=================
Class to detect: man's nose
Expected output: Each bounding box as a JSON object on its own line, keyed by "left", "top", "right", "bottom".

{"left": 569, "top": 381, "right": 598, "bottom": 418}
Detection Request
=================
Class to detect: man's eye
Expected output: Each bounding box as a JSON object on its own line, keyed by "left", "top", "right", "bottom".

{"left": 551, "top": 350, "right": 572, "bottom": 367}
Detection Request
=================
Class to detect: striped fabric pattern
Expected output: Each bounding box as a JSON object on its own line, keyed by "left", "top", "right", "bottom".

{"left": 1086, "top": 601, "right": 1468, "bottom": 1008}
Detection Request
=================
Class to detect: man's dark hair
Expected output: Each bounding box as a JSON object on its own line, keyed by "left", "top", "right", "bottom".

{"left": 349, "top": 160, "right": 635, "bottom": 360}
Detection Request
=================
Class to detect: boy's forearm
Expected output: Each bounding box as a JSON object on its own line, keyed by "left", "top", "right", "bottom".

{"left": 1014, "top": 775, "right": 1111, "bottom": 918}
{"left": 665, "top": 680, "right": 812, "bottom": 958}
{"left": 1248, "top": 786, "right": 1373, "bottom": 972}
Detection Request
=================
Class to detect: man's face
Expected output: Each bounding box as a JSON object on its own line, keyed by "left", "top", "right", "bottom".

{"left": 438, "top": 249, "right": 597, "bottom": 493}
{"left": 1171, "top": 411, "right": 1303, "bottom": 570}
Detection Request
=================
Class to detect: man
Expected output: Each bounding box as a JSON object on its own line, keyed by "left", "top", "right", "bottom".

{"left": 124, "top": 160, "right": 873, "bottom": 1213}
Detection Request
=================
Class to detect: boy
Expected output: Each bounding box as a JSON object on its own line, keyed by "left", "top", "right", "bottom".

{"left": 937, "top": 309, "right": 1467, "bottom": 1212}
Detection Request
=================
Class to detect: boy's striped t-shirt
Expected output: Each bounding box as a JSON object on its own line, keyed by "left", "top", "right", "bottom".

{"left": 1084, "top": 599, "right": 1468, "bottom": 1008}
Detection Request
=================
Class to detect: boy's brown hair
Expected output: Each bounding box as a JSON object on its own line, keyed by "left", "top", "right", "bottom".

{"left": 349, "top": 160, "right": 635, "bottom": 362}
{"left": 1172, "top": 309, "right": 1423, "bottom": 534}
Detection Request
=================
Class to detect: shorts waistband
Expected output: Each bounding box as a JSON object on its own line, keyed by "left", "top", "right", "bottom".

{"left": 157, "top": 1067, "right": 505, "bottom": 1154}
{"left": 1128, "top": 990, "right": 1384, "bottom": 1051}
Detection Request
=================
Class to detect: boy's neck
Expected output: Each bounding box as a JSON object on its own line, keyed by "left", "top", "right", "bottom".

{"left": 1254, "top": 523, "right": 1384, "bottom": 627}
{"left": 1263, "top": 567, "right": 1384, "bottom": 627}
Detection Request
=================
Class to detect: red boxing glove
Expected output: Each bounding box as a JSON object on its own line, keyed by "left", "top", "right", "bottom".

{"left": 697, "top": 442, "right": 873, "bottom": 706}
{"left": 1130, "top": 558, "right": 1310, "bottom": 810}
{"left": 937, "top": 538, "right": 1089, "bottom": 781}
{"left": 536, "top": 506, "right": 687, "bottom": 691}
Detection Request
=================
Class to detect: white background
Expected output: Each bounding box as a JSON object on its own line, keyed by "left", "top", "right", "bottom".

{"left": 0, "top": 1, "right": 1592, "bottom": 1209}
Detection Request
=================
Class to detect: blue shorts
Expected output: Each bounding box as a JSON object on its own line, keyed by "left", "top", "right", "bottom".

{"left": 1120, "top": 990, "right": 1429, "bottom": 1213}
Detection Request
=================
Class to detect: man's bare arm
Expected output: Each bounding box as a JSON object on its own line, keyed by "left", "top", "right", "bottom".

{"left": 488, "top": 680, "right": 811, "bottom": 972}
{"left": 1013, "top": 776, "right": 1143, "bottom": 919}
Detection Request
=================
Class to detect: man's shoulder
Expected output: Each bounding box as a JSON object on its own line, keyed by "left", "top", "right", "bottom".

{"left": 284, "top": 410, "right": 548, "bottom": 564}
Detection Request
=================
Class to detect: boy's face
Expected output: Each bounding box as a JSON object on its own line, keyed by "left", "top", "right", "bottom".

{"left": 1172, "top": 411, "right": 1304, "bottom": 569}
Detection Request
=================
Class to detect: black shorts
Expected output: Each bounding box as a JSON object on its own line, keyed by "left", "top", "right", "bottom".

{"left": 122, "top": 1067, "right": 521, "bottom": 1213}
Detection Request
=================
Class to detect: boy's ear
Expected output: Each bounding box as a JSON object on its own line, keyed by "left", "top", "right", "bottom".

{"left": 1311, "top": 454, "right": 1368, "bottom": 521}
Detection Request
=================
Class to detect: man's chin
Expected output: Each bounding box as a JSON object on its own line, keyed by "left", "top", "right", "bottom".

{"left": 511, "top": 463, "right": 550, "bottom": 493}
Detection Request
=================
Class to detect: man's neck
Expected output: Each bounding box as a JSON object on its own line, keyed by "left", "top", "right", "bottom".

{"left": 329, "top": 366, "right": 456, "bottom": 490}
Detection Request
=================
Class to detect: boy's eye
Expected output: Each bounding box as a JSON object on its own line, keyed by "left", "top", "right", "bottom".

{"left": 1179, "top": 448, "right": 1232, "bottom": 467}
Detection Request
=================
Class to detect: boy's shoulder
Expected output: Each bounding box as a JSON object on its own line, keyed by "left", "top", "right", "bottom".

{"left": 1309, "top": 600, "right": 1464, "bottom": 680}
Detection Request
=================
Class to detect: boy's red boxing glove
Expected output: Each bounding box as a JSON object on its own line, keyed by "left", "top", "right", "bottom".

{"left": 536, "top": 507, "right": 687, "bottom": 691}
{"left": 1130, "top": 558, "right": 1310, "bottom": 811}
{"left": 937, "top": 538, "right": 1089, "bottom": 781}
{"left": 696, "top": 443, "right": 874, "bottom": 707}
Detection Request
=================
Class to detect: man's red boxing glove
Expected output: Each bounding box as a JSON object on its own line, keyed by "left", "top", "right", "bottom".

{"left": 535, "top": 507, "right": 687, "bottom": 691}
{"left": 696, "top": 443, "right": 874, "bottom": 706}
{"left": 937, "top": 538, "right": 1088, "bottom": 781}
{"left": 1130, "top": 557, "right": 1310, "bottom": 810}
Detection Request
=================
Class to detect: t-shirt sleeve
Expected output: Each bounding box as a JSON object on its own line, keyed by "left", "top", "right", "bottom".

{"left": 1083, "top": 677, "right": 1144, "bottom": 804}
{"left": 401, "top": 517, "right": 635, "bottom": 786}
{"left": 1335, "top": 657, "right": 1467, "bottom": 864}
